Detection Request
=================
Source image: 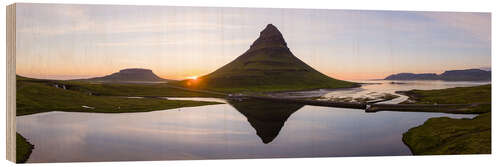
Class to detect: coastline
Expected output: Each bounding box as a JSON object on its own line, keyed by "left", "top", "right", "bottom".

{"left": 400, "top": 85, "right": 491, "bottom": 155}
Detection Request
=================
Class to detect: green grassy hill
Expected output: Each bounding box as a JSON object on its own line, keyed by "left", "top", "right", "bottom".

{"left": 180, "top": 24, "right": 357, "bottom": 93}
{"left": 16, "top": 76, "right": 221, "bottom": 116}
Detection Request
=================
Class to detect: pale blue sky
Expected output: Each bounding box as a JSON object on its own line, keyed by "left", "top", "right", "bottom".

{"left": 16, "top": 3, "right": 491, "bottom": 80}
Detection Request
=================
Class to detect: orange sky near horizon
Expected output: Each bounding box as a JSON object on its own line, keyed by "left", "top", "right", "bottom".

{"left": 17, "top": 63, "right": 480, "bottom": 81}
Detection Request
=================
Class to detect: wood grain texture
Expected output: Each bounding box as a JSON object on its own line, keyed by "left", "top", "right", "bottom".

{"left": 6, "top": 3, "right": 17, "bottom": 163}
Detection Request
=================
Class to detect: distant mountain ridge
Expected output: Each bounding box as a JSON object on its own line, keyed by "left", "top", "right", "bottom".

{"left": 182, "top": 24, "right": 356, "bottom": 92}
{"left": 385, "top": 69, "right": 491, "bottom": 81}
{"left": 86, "top": 68, "right": 167, "bottom": 82}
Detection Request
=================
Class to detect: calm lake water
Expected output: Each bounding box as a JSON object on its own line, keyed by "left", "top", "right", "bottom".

{"left": 16, "top": 81, "right": 488, "bottom": 162}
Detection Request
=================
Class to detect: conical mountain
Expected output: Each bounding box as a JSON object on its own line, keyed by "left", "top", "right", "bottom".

{"left": 187, "top": 24, "right": 356, "bottom": 92}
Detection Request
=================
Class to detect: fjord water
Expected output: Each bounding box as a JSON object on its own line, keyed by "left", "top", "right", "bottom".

{"left": 272, "top": 80, "right": 491, "bottom": 103}
{"left": 16, "top": 81, "right": 487, "bottom": 162}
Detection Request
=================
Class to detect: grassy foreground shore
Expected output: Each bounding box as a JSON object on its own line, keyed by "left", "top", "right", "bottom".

{"left": 16, "top": 133, "right": 34, "bottom": 163}
{"left": 399, "top": 84, "right": 491, "bottom": 114}
{"left": 401, "top": 84, "right": 491, "bottom": 155}
{"left": 17, "top": 76, "right": 222, "bottom": 116}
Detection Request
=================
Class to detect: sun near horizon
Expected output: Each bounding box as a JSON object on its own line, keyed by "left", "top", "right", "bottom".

{"left": 186, "top": 76, "right": 199, "bottom": 80}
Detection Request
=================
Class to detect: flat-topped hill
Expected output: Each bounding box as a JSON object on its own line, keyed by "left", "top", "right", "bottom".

{"left": 86, "top": 68, "right": 167, "bottom": 83}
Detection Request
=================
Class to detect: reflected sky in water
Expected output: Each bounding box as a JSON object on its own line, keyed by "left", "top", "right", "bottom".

{"left": 17, "top": 100, "right": 475, "bottom": 162}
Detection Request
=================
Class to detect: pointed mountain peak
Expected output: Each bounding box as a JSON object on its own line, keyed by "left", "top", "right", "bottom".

{"left": 260, "top": 24, "right": 281, "bottom": 37}
{"left": 250, "top": 24, "right": 287, "bottom": 50}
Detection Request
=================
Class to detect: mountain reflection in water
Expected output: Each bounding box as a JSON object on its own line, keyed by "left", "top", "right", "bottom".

{"left": 228, "top": 99, "right": 304, "bottom": 143}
